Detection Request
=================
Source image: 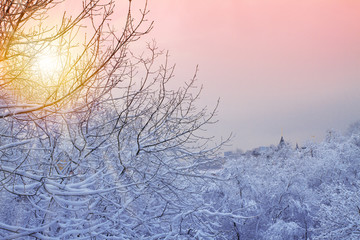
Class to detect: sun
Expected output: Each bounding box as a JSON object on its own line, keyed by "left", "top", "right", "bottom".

{"left": 38, "top": 55, "right": 59, "bottom": 75}
{"left": 33, "top": 47, "right": 65, "bottom": 85}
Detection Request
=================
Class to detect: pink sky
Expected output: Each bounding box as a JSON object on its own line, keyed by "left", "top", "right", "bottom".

{"left": 137, "top": 0, "right": 360, "bottom": 150}
{"left": 66, "top": 0, "right": 360, "bottom": 150}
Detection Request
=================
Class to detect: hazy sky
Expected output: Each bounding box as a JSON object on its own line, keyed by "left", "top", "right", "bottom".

{"left": 137, "top": 0, "right": 360, "bottom": 150}
{"left": 67, "top": 0, "right": 360, "bottom": 150}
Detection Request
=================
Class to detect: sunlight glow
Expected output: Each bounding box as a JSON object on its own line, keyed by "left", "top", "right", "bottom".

{"left": 33, "top": 47, "right": 65, "bottom": 85}
{"left": 38, "top": 55, "right": 58, "bottom": 74}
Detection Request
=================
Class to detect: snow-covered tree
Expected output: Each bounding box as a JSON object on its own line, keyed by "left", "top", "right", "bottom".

{"left": 0, "top": 0, "right": 240, "bottom": 238}
{"left": 221, "top": 126, "right": 360, "bottom": 239}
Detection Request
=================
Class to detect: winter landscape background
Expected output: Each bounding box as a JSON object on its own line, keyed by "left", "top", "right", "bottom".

{"left": 2, "top": 118, "right": 360, "bottom": 238}
{"left": 1, "top": 0, "right": 360, "bottom": 239}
